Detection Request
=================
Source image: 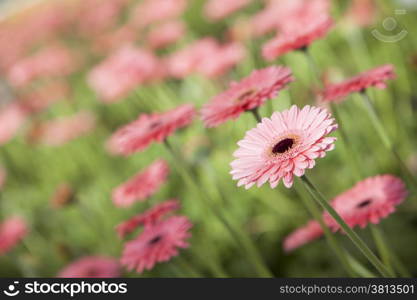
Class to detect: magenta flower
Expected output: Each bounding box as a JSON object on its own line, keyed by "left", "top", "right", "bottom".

{"left": 283, "top": 220, "right": 323, "bottom": 252}
{"left": 0, "top": 216, "right": 28, "bottom": 255}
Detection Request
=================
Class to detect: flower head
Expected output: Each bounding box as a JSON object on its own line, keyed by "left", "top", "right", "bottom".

{"left": 121, "top": 216, "right": 192, "bottom": 273}
{"left": 231, "top": 105, "right": 338, "bottom": 188}
{"left": 147, "top": 20, "right": 185, "bottom": 49}
{"left": 204, "top": 0, "right": 251, "bottom": 21}
{"left": 116, "top": 199, "right": 180, "bottom": 238}
{"left": 0, "top": 216, "right": 28, "bottom": 255}
{"left": 107, "top": 104, "right": 195, "bottom": 155}
{"left": 324, "top": 175, "right": 407, "bottom": 230}
{"left": 320, "top": 65, "right": 396, "bottom": 103}
{"left": 58, "top": 256, "right": 120, "bottom": 278}
{"left": 283, "top": 220, "right": 323, "bottom": 252}
{"left": 112, "top": 160, "right": 169, "bottom": 208}
{"left": 0, "top": 103, "right": 28, "bottom": 146}
{"left": 201, "top": 66, "right": 293, "bottom": 127}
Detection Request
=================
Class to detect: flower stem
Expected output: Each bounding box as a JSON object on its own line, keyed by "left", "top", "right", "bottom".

{"left": 300, "top": 175, "right": 394, "bottom": 277}
{"left": 163, "top": 139, "right": 273, "bottom": 277}
{"left": 250, "top": 108, "right": 262, "bottom": 123}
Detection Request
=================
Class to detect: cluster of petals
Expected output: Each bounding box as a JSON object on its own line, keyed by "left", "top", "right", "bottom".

{"left": 107, "top": 104, "right": 195, "bottom": 156}
{"left": 88, "top": 46, "right": 163, "bottom": 102}
{"left": 28, "top": 111, "right": 96, "bottom": 146}
{"left": 231, "top": 105, "right": 338, "bottom": 189}
{"left": 58, "top": 256, "right": 120, "bottom": 278}
{"left": 201, "top": 66, "right": 294, "bottom": 128}
{"left": 204, "top": 0, "right": 251, "bottom": 21}
{"left": 0, "top": 216, "right": 28, "bottom": 255}
{"left": 0, "top": 103, "right": 28, "bottom": 146}
{"left": 147, "top": 20, "right": 186, "bottom": 50}
{"left": 324, "top": 175, "right": 407, "bottom": 230}
{"left": 121, "top": 216, "right": 192, "bottom": 274}
{"left": 116, "top": 199, "right": 180, "bottom": 238}
{"left": 112, "top": 160, "right": 170, "bottom": 208}
{"left": 320, "top": 64, "right": 396, "bottom": 103}
{"left": 283, "top": 220, "right": 324, "bottom": 252}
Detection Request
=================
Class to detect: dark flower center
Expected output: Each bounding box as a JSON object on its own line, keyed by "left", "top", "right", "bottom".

{"left": 272, "top": 138, "right": 294, "bottom": 154}
{"left": 148, "top": 235, "right": 163, "bottom": 245}
{"left": 356, "top": 199, "right": 372, "bottom": 208}
{"left": 236, "top": 89, "right": 256, "bottom": 102}
{"left": 149, "top": 121, "right": 161, "bottom": 129}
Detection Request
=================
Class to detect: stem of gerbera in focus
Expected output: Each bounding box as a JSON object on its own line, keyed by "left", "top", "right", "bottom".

{"left": 163, "top": 139, "right": 273, "bottom": 277}
{"left": 300, "top": 175, "right": 394, "bottom": 277}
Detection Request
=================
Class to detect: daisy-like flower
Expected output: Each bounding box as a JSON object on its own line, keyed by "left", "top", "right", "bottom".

{"left": 58, "top": 256, "right": 120, "bottom": 278}
{"left": 201, "top": 66, "right": 294, "bottom": 128}
{"left": 107, "top": 104, "right": 195, "bottom": 155}
{"left": 0, "top": 103, "right": 28, "bottom": 146}
{"left": 147, "top": 20, "right": 185, "bottom": 50}
{"left": 116, "top": 199, "right": 180, "bottom": 238}
{"left": 324, "top": 175, "right": 407, "bottom": 230}
{"left": 283, "top": 220, "right": 323, "bottom": 252}
{"left": 204, "top": 0, "right": 251, "bottom": 21}
{"left": 121, "top": 216, "right": 192, "bottom": 273}
{"left": 231, "top": 105, "right": 338, "bottom": 188}
{"left": 112, "top": 160, "right": 169, "bottom": 208}
{"left": 320, "top": 64, "right": 396, "bottom": 103}
{"left": 0, "top": 216, "right": 28, "bottom": 255}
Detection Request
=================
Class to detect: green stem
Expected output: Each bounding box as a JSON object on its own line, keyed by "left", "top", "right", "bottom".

{"left": 300, "top": 175, "right": 394, "bottom": 277}
{"left": 250, "top": 108, "right": 262, "bottom": 123}
{"left": 370, "top": 226, "right": 395, "bottom": 276}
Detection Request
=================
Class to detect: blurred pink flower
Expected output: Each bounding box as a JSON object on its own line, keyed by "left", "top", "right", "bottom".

{"left": 283, "top": 220, "right": 323, "bottom": 252}
{"left": 112, "top": 160, "right": 169, "bottom": 208}
{"left": 201, "top": 66, "right": 293, "bottom": 127}
{"left": 147, "top": 20, "right": 185, "bottom": 49}
{"left": 345, "top": 0, "right": 377, "bottom": 27}
{"left": 92, "top": 25, "right": 137, "bottom": 55}
{"left": 320, "top": 64, "right": 396, "bottom": 103}
{"left": 28, "top": 111, "right": 96, "bottom": 146}
{"left": 7, "top": 45, "right": 77, "bottom": 88}
{"left": 231, "top": 105, "right": 338, "bottom": 188}
{"left": 121, "top": 216, "right": 192, "bottom": 273}
{"left": 88, "top": 46, "right": 163, "bottom": 102}
{"left": 107, "top": 104, "right": 195, "bottom": 155}
{"left": 0, "top": 216, "right": 28, "bottom": 255}
{"left": 116, "top": 199, "right": 180, "bottom": 238}
{"left": 58, "top": 256, "right": 120, "bottom": 278}
{"left": 204, "top": 0, "right": 251, "bottom": 21}
{"left": 324, "top": 175, "right": 407, "bottom": 230}
{"left": 130, "top": 0, "right": 187, "bottom": 28}
{"left": 0, "top": 103, "right": 28, "bottom": 146}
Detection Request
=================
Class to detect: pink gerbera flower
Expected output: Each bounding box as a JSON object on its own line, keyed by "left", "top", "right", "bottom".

{"left": 204, "top": 0, "right": 251, "bottom": 21}
{"left": 231, "top": 105, "right": 338, "bottom": 188}
{"left": 112, "top": 160, "right": 169, "bottom": 208}
{"left": 283, "top": 220, "right": 323, "bottom": 252}
{"left": 0, "top": 216, "right": 28, "bottom": 255}
{"left": 324, "top": 175, "right": 407, "bottom": 230}
{"left": 320, "top": 64, "right": 396, "bottom": 103}
{"left": 107, "top": 104, "right": 195, "bottom": 155}
{"left": 0, "top": 103, "right": 28, "bottom": 146}
{"left": 116, "top": 199, "right": 180, "bottom": 238}
{"left": 201, "top": 66, "right": 294, "bottom": 128}
{"left": 121, "top": 216, "right": 192, "bottom": 273}
{"left": 147, "top": 20, "right": 185, "bottom": 50}
{"left": 58, "top": 256, "right": 120, "bottom": 278}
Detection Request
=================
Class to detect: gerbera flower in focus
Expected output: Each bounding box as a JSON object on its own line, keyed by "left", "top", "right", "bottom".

{"left": 58, "top": 256, "right": 120, "bottom": 278}
{"left": 201, "top": 66, "right": 294, "bottom": 128}
{"left": 107, "top": 104, "right": 195, "bottom": 155}
{"left": 204, "top": 0, "right": 251, "bottom": 21}
{"left": 230, "top": 105, "right": 338, "bottom": 188}
{"left": 88, "top": 46, "right": 163, "bottom": 103}
{"left": 0, "top": 216, "right": 28, "bottom": 255}
{"left": 112, "top": 160, "right": 169, "bottom": 208}
{"left": 324, "top": 175, "right": 407, "bottom": 230}
{"left": 130, "top": 0, "right": 187, "bottom": 28}
{"left": 27, "top": 111, "right": 96, "bottom": 146}
{"left": 121, "top": 216, "right": 192, "bottom": 273}
{"left": 147, "top": 20, "right": 185, "bottom": 50}
{"left": 0, "top": 103, "right": 28, "bottom": 146}
{"left": 283, "top": 220, "right": 323, "bottom": 252}
{"left": 116, "top": 199, "right": 180, "bottom": 238}
{"left": 320, "top": 65, "right": 396, "bottom": 103}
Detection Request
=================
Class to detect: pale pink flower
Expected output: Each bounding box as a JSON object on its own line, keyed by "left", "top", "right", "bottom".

{"left": 92, "top": 25, "right": 137, "bottom": 55}
{"left": 0, "top": 103, "right": 28, "bottom": 146}
{"left": 112, "top": 160, "right": 169, "bottom": 208}
{"left": 283, "top": 220, "right": 323, "bottom": 252}
{"left": 107, "top": 104, "right": 195, "bottom": 155}
{"left": 231, "top": 105, "right": 338, "bottom": 188}
{"left": 201, "top": 66, "right": 293, "bottom": 127}
{"left": 0, "top": 216, "right": 28, "bottom": 255}
{"left": 324, "top": 175, "right": 407, "bottom": 230}
{"left": 344, "top": 0, "right": 377, "bottom": 27}
{"left": 130, "top": 0, "right": 187, "bottom": 28}
{"left": 58, "top": 256, "right": 120, "bottom": 278}
{"left": 147, "top": 20, "right": 185, "bottom": 49}
{"left": 204, "top": 0, "right": 251, "bottom": 21}
{"left": 121, "top": 216, "right": 192, "bottom": 273}
{"left": 88, "top": 46, "right": 163, "bottom": 102}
